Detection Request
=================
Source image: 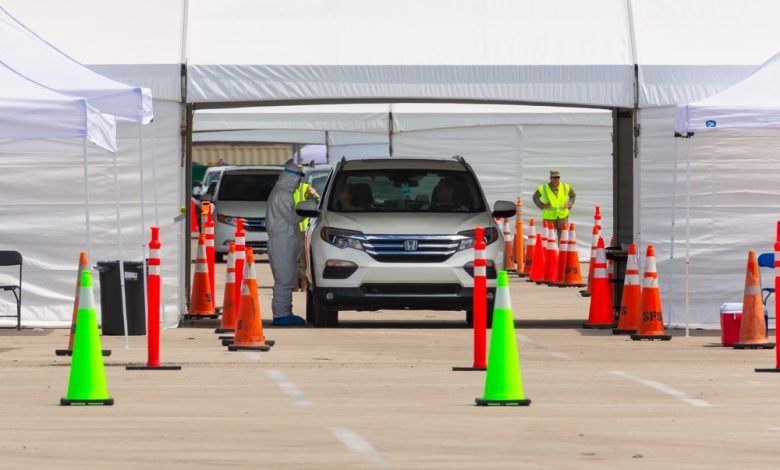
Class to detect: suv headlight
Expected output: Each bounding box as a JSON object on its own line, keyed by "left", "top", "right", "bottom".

{"left": 320, "top": 227, "right": 365, "bottom": 250}
{"left": 216, "top": 213, "right": 237, "bottom": 226}
{"left": 456, "top": 227, "right": 499, "bottom": 251}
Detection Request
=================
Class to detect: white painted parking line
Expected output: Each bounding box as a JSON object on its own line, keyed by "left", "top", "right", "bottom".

{"left": 329, "top": 426, "right": 390, "bottom": 470}
{"left": 549, "top": 351, "right": 572, "bottom": 361}
{"left": 770, "top": 427, "right": 780, "bottom": 432}
{"left": 610, "top": 371, "right": 712, "bottom": 408}
{"left": 266, "top": 369, "right": 312, "bottom": 406}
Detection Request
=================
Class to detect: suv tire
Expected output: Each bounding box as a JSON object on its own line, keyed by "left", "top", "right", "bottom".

{"left": 306, "top": 289, "right": 339, "bottom": 327}
{"left": 466, "top": 300, "right": 494, "bottom": 328}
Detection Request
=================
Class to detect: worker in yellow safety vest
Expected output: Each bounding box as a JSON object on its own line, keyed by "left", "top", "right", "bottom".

{"left": 293, "top": 180, "right": 319, "bottom": 291}
{"left": 532, "top": 169, "right": 576, "bottom": 241}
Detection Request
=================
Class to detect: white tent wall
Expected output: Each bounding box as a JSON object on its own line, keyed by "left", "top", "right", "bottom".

{"left": 638, "top": 107, "right": 778, "bottom": 329}
{"left": 0, "top": 101, "right": 182, "bottom": 328}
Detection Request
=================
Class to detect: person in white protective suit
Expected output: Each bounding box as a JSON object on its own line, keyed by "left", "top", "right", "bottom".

{"left": 266, "top": 159, "right": 307, "bottom": 326}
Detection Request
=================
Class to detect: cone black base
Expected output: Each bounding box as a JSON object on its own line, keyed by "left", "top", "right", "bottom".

{"left": 126, "top": 364, "right": 182, "bottom": 370}
{"left": 183, "top": 314, "right": 220, "bottom": 320}
{"left": 580, "top": 291, "right": 591, "bottom": 297}
{"left": 60, "top": 397, "right": 114, "bottom": 406}
{"left": 558, "top": 283, "right": 587, "bottom": 288}
{"left": 612, "top": 328, "right": 636, "bottom": 335}
{"left": 755, "top": 367, "right": 780, "bottom": 372}
{"left": 452, "top": 366, "right": 487, "bottom": 371}
{"left": 583, "top": 322, "right": 615, "bottom": 329}
{"left": 223, "top": 339, "right": 274, "bottom": 347}
{"left": 515, "top": 272, "right": 528, "bottom": 278}
{"left": 228, "top": 344, "right": 271, "bottom": 351}
{"left": 733, "top": 342, "right": 775, "bottom": 350}
{"left": 55, "top": 349, "right": 111, "bottom": 357}
{"left": 475, "top": 398, "right": 531, "bottom": 406}
{"left": 631, "top": 334, "right": 672, "bottom": 341}
{"left": 214, "top": 328, "right": 234, "bottom": 334}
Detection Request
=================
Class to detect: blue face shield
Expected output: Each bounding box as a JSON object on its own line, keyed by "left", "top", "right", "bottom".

{"left": 283, "top": 167, "right": 305, "bottom": 178}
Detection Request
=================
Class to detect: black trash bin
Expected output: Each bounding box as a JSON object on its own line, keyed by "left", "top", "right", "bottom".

{"left": 95, "top": 260, "right": 147, "bottom": 335}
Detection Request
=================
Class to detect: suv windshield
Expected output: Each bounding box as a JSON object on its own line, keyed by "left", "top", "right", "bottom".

{"left": 329, "top": 169, "right": 484, "bottom": 213}
{"left": 217, "top": 173, "right": 280, "bottom": 201}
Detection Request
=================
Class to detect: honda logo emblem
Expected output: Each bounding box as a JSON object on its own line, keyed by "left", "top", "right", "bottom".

{"left": 404, "top": 240, "right": 418, "bottom": 251}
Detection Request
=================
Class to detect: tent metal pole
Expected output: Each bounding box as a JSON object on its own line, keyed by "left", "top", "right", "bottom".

{"left": 669, "top": 137, "right": 679, "bottom": 326}
{"left": 139, "top": 125, "right": 150, "bottom": 336}
{"left": 82, "top": 138, "right": 92, "bottom": 263}
{"left": 112, "top": 152, "right": 130, "bottom": 348}
{"left": 684, "top": 136, "right": 692, "bottom": 337}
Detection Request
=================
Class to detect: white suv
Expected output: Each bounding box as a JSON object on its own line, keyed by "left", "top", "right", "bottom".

{"left": 296, "top": 156, "right": 516, "bottom": 327}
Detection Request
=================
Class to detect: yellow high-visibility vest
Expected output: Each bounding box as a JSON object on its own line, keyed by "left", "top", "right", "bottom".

{"left": 538, "top": 182, "right": 570, "bottom": 220}
{"left": 293, "top": 183, "right": 312, "bottom": 232}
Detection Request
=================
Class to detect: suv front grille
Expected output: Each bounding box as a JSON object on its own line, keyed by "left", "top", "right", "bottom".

{"left": 362, "top": 235, "right": 463, "bottom": 263}
{"left": 242, "top": 217, "right": 267, "bottom": 232}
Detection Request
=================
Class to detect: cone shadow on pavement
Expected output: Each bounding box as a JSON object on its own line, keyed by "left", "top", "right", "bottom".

{"left": 60, "top": 270, "right": 113, "bottom": 406}
{"left": 476, "top": 271, "right": 531, "bottom": 406}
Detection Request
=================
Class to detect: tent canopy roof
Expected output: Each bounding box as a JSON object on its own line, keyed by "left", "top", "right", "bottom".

{"left": 675, "top": 51, "right": 780, "bottom": 132}
{"left": 0, "top": 5, "right": 153, "bottom": 123}
{"left": 0, "top": 60, "right": 116, "bottom": 151}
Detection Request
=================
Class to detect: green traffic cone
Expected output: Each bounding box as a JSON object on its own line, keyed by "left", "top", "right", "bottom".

{"left": 476, "top": 270, "right": 531, "bottom": 406}
{"left": 60, "top": 270, "right": 113, "bottom": 406}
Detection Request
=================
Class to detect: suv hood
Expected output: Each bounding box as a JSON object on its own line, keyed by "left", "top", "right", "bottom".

{"left": 214, "top": 201, "right": 268, "bottom": 218}
{"left": 322, "top": 212, "right": 493, "bottom": 235}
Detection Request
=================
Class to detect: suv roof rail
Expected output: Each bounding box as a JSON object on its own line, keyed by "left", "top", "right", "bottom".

{"left": 451, "top": 155, "right": 466, "bottom": 164}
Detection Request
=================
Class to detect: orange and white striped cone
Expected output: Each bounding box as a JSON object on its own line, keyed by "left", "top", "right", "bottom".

{"left": 613, "top": 244, "right": 641, "bottom": 334}
{"left": 513, "top": 197, "right": 525, "bottom": 276}
{"left": 543, "top": 223, "right": 558, "bottom": 284}
{"left": 190, "top": 198, "right": 199, "bottom": 235}
{"left": 528, "top": 234, "right": 546, "bottom": 283}
{"left": 580, "top": 226, "right": 599, "bottom": 297}
{"left": 555, "top": 222, "right": 569, "bottom": 285}
{"left": 228, "top": 248, "right": 273, "bottom": 351}
{"left": 522, "top": 219, "right": 536, "bottom": 277}
{"left": 233, "top": 218, "right": 246, "bottom": 317}
{"left": 593, "top": 205, "right": 602, "bottom": 232}
{"left": 503, "top": 217, "right": 515, "bottom": 271}
{"left": 733, "top": 250, "right": 775, "bottom": 349}
{"left": 559, "top": 223, "right": 587, "bottom": 288}
{"left": 203, "top": 208, "right": 216, "bottom": 313}
{"left": 583, "top": 236, "right": 615, "bottom": 329}
{"left": 187, "top": 234, "right": 216, "bottom": 319}
{"left": 631, "top": 244, "right": 672, "bottom": 341}
{"left": 215, "top": 243, "right": 238, "bottom": 334}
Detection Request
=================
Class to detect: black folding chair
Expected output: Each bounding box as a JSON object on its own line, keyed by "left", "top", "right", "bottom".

{"left": 0, "top": 251, "right": 22, "bottom": 330}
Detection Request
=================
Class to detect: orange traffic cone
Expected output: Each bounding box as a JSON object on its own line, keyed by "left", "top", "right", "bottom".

{"left": 613, "top": 244, "right": 641, "bottom": 334}
{"left": 228, "top": 248, "right": 271, "bottom": 351}
{"left": 528, "top": 234, "right": 546, "bottom": 283}
{"left": 513, "top": 197, "right": 525, "bottom": 276}
{"left": 583, "top": 236, "right": 615, "bottom": 329}
{"left": 558, "top": 223, "right": 586, "bottom": 288}
{"left": 580, "top": 226, "right": 600, "bottom": 297}
{"left": 544, "top": 223, "right": 558, "bottom": 284}
{"left": 607, "top": 235, "right": 616, "bottom": 305}
{"left": 733, "top": 250, "right": 775, "bottom": 349}
{"left": 187, "top": 234, "right": 216, "bottom": 319}
{"left": 556, "top": 222, "right": 569, "bottom": 284}
{"left": 55, "top": 252, "right": 111, "bottom": 357}
{"left": 631, "top": 244, "right": 671, "bottom": 340}
{"left": 540, "top": 221, "right": 549, "bottom": 267}
{"left": 503, "top": 217, "right": 516, "bottom": 271}
{"left": 522, "top": 219, "right": 536, "bottom": 277}
{"left": 215, "top": 243, "right": 238, "bottom": 334}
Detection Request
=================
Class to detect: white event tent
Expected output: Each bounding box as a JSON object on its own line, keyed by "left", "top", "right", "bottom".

{"left": 5, "top": 0, "right": 780, "bottom": 329}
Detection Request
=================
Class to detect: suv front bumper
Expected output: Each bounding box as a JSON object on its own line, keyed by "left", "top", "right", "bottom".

{"left": 314, "top": 285, "right": 496, "bottom": 311}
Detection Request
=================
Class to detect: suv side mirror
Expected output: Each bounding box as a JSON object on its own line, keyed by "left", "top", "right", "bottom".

{"left": 296, "top": 198, "right": 320, "bottom": 217}
{"left": 491, "top": 200, "right": 516, "bottom": 219}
